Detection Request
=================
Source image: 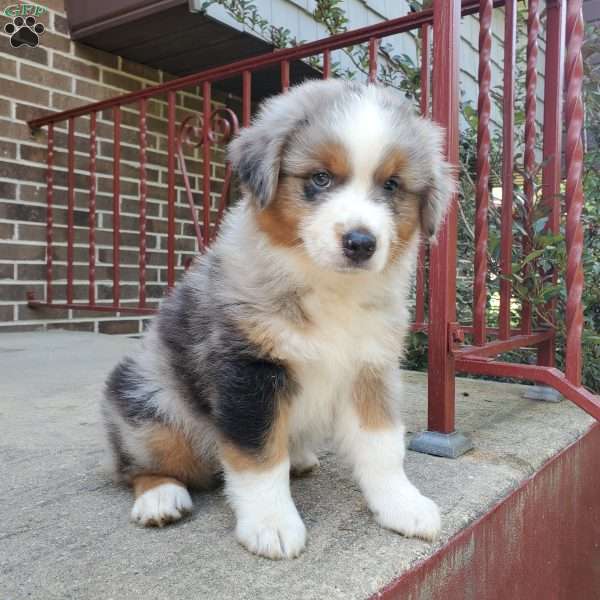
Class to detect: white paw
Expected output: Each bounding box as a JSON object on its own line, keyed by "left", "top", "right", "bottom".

{"left": 371, "top": 485, "right": 441, "bottom": 541}
{"left": 290, "top": 449, "right": 320, "bottom": 476}
{"left": 131, "top": 483, "right": 193, "bottom": 527}
{"left": 235, "top": 505, "right": 307, "bottom": 560}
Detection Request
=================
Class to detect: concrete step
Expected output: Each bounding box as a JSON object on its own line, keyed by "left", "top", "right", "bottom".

{"left": 0, "top": 331, "right": 596, "bottom": 600}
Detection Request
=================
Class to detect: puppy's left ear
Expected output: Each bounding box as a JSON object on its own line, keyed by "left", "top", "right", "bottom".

{"left": 228, "top": 121, "right": 288, "bottom": 209}
{"left": 419, "top": 157, "right": 455, "bottom": 241}
{"left": 228, "top": 87, "right": 310, "bottom": 209}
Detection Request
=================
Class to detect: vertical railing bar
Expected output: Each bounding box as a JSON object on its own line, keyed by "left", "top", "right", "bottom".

{"left": 67, "top": 116, "right": 75, "bottom": 305}
{"left": 323, "top": 49, "right": 331, "bottom": 79}
{"left": 427, "top": 0, "right": 461, "bottom": 434}
{"left": 46, "top": 123, "right": 54, "bottom": 304}
{"left": 281, "top": 60, "right": 290, "bottom": 92}
{"left": 415, "top": 23, "right": 430, "bottom": 325}
{"left": 415, "top": 245, "right": 427, "bottom": 325}
{"left": 215, "top": 162, "right": 234, "bottom": 239}
{"left": 368, "top": 37, "right": 379, "bottom": 83}
{"left": 88, "top": 111, "right": 97, "bottom": 305}
{"left": 167, "top": 91, "right": 176, "bottom": 289}
{"left": 473, "top": 0, "right": 493, "bottom": 346}
{"left": 521, "top": 0, "right": 540, "bottom": 335}
{"left": 138, "top": 98, "right": 148, "bottom": 308}
{"left": 499, "top": 0, "right": 517, "bottom": 341}
{"left": 538, "top": 0, "right": 566, "bottom": 366}
{"left": 242, "top": 70, "right": 252, "bottom": 127}
{"left": 112, "top": 107, "right": 121, "bottom": 308}
{"left": 419, "top": 25, "right": 430, "bottom": 118}
{"left": 565, "top": 0, "right": 585, "bottom": 386}
{"left": 202, "top": 81, "right": 212, "bottom": 244}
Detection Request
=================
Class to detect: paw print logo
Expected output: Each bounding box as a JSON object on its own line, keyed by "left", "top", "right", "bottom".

{"left": 4, "top": 15, "right": 44, "bottom": 48}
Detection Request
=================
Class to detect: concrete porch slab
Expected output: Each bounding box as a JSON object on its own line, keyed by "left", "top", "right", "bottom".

{"left": 0, "top": 331, "right": 595, "bottom": 600}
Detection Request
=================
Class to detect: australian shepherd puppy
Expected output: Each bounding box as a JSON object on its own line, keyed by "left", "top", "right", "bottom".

{"left": 102, "top": 79, "right": 453, "bottom": 559}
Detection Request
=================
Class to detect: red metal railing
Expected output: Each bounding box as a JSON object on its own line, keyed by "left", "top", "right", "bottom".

{"left": 26, "top": 0, "right": 600, "bottom": 427}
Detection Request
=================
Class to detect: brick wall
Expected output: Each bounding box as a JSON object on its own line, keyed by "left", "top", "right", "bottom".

{"left": 0, "top": 1, "right": 230, "bottom": 334}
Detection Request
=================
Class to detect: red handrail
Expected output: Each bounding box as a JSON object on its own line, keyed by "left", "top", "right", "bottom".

{"left": 24, "top": 0, "right": 599, "bottom": 431}
{"left": 27, "top": 0, "right": 504, "bottom": 129}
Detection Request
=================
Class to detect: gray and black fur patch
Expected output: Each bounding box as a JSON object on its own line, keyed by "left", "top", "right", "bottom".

{"left": 105, "top": 425, "right": 133, "bottom": 473}
{"left": 105, "top": 357, "right": 162, "bottom": 424}
{"left": 213, "top": 353, "right": 291, "bottom": 451}
{"left": 155, "top": 257, "right": 296, "bottom": 454}
{"left": 157, "top": 284, "right": 213, "bottom": 416}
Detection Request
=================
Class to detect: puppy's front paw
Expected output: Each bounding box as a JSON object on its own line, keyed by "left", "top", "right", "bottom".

{"left": 235, "top": 505, "right": 307, "bottom": 559}
{"left": 371, "top": 484, "right": 441, "bottom": 541}
{"left": 131, "top": 483, "right": 193, "bottom": 527}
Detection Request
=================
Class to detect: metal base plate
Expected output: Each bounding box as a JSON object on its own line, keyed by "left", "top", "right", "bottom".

{"left": 523, "top": 385, "right": 563, "bottom": 403}
{"left": 409, "top": 430, "right": 473, "bottom": 459}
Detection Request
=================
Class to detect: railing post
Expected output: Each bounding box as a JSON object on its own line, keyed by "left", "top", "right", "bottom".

{"left": 521, "top": 0, "right": 540, "bottom": 335}
{"left": 499, "top": 0, "right": 517, "bottom": 341}
{"left": 524, "top": 0, "right": 566, "bottom": 403}
{"left": 88, "top": 112, "right": 97, "bottom": 306}
{"left": 67, "top": 117, "right": 75, "bottom": 306}
{"left": 539, "top": 0, "right": 565, "bottom": 367}
{"left": 45, "top": 123, "right": 54, "bottom": 305}
{"left": 409, "top": 0, "right": 472, "bottom": 459}
{"left": 368, "top": 37, "right": 379, "bottom": 83}
{"left": 414, "top": 23, "right": 430, "bottom": 327}
{"left": 473, "top": 0, "right": 493, "bottom": 346}
{"left": 138, "top": 99, "right": 148, "bottom": 309}
{"left": 565, "top": 0, "right": 585, "bottom": 387}
{"left": 112, "top": 108, "right": 121, "bottom": 309}
{"left": 202, "top": 82, "right": 212, "bottom": 242}
{"left": 167, "top": 91, "right": 176, "bottom": 290}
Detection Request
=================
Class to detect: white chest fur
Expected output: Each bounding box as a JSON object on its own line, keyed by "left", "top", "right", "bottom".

{"left": 282, "top": 283, "right": 407, "bottom": 443}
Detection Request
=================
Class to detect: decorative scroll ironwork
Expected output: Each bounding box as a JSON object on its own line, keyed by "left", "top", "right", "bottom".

{"left": 177, "top": 107, "right": 239, "bottom": 254}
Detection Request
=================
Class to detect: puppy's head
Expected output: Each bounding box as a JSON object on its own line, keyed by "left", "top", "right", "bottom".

{"left": 229, "top": 80, "right": 454, "bottom": 274}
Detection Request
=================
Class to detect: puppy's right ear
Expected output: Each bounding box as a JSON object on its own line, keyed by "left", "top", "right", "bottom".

{"left": 228, "top": 122, "right": 287, "bottom": 209}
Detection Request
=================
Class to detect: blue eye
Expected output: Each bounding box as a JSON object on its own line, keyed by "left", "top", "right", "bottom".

{"left": 383, "top": 178, "right": 400, "bottom": 192}
{"left": 311, "top": 171, "right": 332, "bottom": 188}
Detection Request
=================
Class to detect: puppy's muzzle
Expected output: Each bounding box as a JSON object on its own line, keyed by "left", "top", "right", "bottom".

{"left": 342, "top": 228, "right": 377, "bottom": 264}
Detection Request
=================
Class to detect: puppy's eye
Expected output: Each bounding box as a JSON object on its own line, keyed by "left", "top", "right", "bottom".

{"left": 311, "top": 171, "right": 332, "bottom": 188}
{"left": 383, "top": 177, "right": 401, "bottom": 192}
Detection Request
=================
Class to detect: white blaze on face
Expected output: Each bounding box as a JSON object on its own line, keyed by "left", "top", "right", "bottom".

{"left": 300, "top": 94, "right": 396, "bottom": 273}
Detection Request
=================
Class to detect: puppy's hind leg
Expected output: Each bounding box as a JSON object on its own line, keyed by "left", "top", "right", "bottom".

{"left": 129, "top": 424, "right": 218, "bottom": 527}
{"left": 289, "top": 439, "right": 320, "bottom": 477}
{"left": 131, "top": 475, "right": 193, "bottom": 527}
{"left": 104, "top": 357, "right": 216, "bottom": 528}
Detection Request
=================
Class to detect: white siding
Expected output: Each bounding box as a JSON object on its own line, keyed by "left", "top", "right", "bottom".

{"left": 193, "top": 0, "right": 546, "bottom": 127}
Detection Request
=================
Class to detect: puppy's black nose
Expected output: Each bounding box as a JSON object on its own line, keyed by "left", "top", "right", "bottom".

{"left": 342, "top": 229, "right": 377, "bottom": 263}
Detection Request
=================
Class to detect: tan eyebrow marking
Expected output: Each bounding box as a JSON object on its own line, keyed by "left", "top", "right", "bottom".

{"left": 312, "top": 141, "right": 351, "bottom": 178}
{"left": 374, "top": 149, "right": 408, "bottom": 184}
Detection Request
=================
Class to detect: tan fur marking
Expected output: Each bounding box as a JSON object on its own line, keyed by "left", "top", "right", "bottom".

{"left": 374, "top": 149, "right": 408, "bottom": 184}
{"left": 313, "top": 141, "right": 351, "bottom": 179}
{"left": 388, "top": 194, "right": 421, "bottom": 265}
{"left": 146, "top": 425, "right": 215, "bottom": 488}
{"left": 256, "top": 177, "right": 304, "bottom": 248}
{"left": 132, "top": 475, "right": 186, "bottom": 499}
{"left": 256, "top": 142, "right": 351, "bottom": 248}
{"left": 353, "top": 367, "right": 394, "bottom": 430}
{"left": 220, "top": 402, "right": 290, "bottom": 472}
{"left": 240, "top": 307, "right": 311, "bottom": 361}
